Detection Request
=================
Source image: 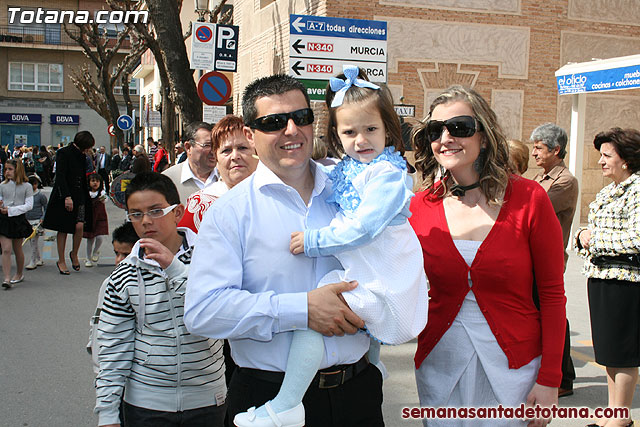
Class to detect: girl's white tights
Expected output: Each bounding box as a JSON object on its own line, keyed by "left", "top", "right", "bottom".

{"left": 86, "top": 236, "right": 104, "bottom": 260}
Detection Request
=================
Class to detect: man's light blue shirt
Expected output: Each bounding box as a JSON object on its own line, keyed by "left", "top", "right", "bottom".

{"left": 184, "top": 161, "right": 370, "bottom": 372}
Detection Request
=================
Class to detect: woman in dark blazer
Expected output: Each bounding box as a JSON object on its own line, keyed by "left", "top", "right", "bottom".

{"left": 43, "top": 131, "right": 94, "bottom": 274}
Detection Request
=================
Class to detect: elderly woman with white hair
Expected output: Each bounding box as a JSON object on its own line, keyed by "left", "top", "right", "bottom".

{"left": 131, "top": 144, "right": 151, "bottom": 174}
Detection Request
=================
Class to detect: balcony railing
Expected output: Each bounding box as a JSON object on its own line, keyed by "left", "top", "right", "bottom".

{"left": 0, "top": 25, "right": 82, "bottom": 46}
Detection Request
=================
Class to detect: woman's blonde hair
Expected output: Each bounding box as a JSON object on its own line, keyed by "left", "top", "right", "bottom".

{"left": 411, "top": 85, "right": 510, "bottom": 203}
{"left": 507, "top": 139, "right": 529, "bottom": 175}
{"left": 4, "top": 158, "right": 28, "bottom": 185}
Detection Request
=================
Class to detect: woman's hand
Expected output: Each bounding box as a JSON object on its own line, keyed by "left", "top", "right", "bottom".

{"left": 64, "top": 197, "right": 73, "bottom": 212}
{"left": 578, "top": 229, "right": 592, "bottom": 250}
{"left": 525, "top": 383, "right": 557, "bottom": 426}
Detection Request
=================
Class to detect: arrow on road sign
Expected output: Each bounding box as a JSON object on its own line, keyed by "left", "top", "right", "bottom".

{"left": 117, "top": 115, "right": 133, "bottom": 131}
{"left": 292, "top": 39, "right": 305, "bottom": 55}
{"left": 292, "top": 61, "right": 304, "bottom": 76}
{"left": 292, "top": 16, "right": 304, "bottom": 33}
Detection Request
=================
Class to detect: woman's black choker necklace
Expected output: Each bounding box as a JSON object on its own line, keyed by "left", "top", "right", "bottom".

{"left": 450, "top": 181, "right": 480, "bottom": 197}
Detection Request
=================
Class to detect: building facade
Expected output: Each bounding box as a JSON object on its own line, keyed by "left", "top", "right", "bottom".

{"left": 0, "top": 0, "right": 138, "bottom": 151}
{"left": 233, "top": 0, "right": 640, "bottom": 222}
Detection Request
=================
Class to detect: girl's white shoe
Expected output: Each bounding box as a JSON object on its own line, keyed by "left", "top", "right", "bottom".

{"left": 233, "top": 401, "right": 304, "bottom": 427}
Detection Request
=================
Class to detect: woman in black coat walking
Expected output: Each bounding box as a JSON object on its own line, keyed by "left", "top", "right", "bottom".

{"left": 42, "top": 131, "right": 94, "bottom": 274}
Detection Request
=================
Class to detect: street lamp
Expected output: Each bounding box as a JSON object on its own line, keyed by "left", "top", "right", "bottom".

{"left": 194, "top": 0, "right": 210, "bottom": 22}
{"left": 194, "top": 0, "right": 224, "bottom": 23}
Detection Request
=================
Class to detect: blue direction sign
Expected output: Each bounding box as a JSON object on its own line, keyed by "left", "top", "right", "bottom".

{"left": 117, "top": 114, "right": 133, "bottom": 131}
{"left": 289, "top": 14, "right": 388, "bottom": 84}
{"left": 290, "top": 14, "right": 387, "bottom": 40}
{"left": 197, "top": 71, "right": 232, "bottom": 106}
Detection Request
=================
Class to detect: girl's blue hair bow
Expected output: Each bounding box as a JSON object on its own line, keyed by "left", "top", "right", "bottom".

{"left": 329, "top": 65, "right": 380, "bottom": 108}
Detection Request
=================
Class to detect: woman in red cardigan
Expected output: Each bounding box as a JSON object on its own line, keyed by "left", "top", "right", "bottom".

{"left": 409, "top": 85, "right": 566, "bottom": 427}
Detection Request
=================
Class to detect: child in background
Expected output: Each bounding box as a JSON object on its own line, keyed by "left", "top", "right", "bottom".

{"left": 0, "top": 159, "right": 34, "bottom": 289}
{"left": 111, "top": 221, "right": 138, "bottom": 265}
{"left": 83, "top": 172, "right": 108, "bottom": 267}
{"left": 25, "top": 175, "right": 48, "bottom": 270}
{"left": 234, "top": 65, "right": 429, "bottom": 427}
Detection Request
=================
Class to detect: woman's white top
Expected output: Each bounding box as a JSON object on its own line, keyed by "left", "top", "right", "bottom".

{"left": 415, "top": 239, "right": 539, "bottom": 426}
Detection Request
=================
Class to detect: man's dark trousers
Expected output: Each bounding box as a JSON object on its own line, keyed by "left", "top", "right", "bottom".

{"left": 227, "top": 363, "right": 384, "bottom": 427}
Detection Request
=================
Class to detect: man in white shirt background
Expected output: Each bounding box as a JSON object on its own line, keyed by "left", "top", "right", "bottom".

{"left": 162, "top": 122, "right": 218, "bottom": 205}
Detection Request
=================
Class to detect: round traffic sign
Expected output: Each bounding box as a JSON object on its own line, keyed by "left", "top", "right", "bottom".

{"left": 117, "top": 114, "right": 133, "bottom": 131}
{"left": 197, "top": 72, "right": 232, "bottom": 106}
{"left": 107, "top": 124, "right": 115, "bottom": 136}
{"left": 195, "top": 25, "right": 213, "bottom": 43}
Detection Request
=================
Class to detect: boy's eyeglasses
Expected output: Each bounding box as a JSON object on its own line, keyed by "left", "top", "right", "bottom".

{"left": 126, "top": 204, "right": 177, "bottom": 223}
{"left": 248, "top": 108, "right": 314, "bottom": 132}
{"left": 425, "top": 115, "right": 484, "bottom": 142}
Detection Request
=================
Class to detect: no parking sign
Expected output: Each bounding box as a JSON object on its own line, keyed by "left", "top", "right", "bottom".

{"left": 191, "top": 22, "right": 215, "bottom": 69}
{"left": 197, "top": 71, "right": 232, "bottom": 106}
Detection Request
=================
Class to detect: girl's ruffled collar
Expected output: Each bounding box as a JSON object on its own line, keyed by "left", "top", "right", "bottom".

{"left": 328, "top": 147, "right": 406, "bottom": 213}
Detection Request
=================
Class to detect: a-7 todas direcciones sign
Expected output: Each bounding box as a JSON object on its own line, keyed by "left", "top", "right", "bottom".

{"left": 289, "top": 14, "right": 387, "bottom": 83}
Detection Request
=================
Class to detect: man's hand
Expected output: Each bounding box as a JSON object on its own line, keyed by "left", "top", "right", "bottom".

{"left": 525, "top": 383, "right": 557, "bottom": 427}
{"left": 290, "top": 232, "right": 305, "bottom": 254}
{"left": 579, "top": 229, "right": 592, "bottom": 250}
{"left": 139, "top": 238, "right": 174, "bottom": 269}
{"left": 308, "top": 281, "right": 364, "bottom": 336}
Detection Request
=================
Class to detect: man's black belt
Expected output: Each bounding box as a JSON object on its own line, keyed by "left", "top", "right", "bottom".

{"left": 239, "top": 355, "right": 370, "bottom": 389}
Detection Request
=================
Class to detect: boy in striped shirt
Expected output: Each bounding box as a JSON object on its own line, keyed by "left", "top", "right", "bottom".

{"left": 94, "top": 172, "right": 226, "bottom": 427}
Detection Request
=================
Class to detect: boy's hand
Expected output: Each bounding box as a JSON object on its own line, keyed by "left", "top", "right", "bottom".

{"left": 139, "top": 238, "right": 174, "bottom": 269}
{"left": 290, "top": 232, "right": 305, "bottom": 254}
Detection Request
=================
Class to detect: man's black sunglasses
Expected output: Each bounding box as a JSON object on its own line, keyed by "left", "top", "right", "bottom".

{"left": 248, "top": 108, "right": 314, "bottom": 132}
{"left": 425, "top": 115, "right": 484, "bottom": 142}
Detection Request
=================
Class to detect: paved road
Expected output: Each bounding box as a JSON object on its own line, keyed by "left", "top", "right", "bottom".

{"left": 0, "top": 189, "right": 637, "bottom": 426}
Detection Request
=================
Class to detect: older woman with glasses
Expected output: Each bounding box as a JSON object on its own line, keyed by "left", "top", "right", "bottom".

{"left": 179, "top": 115, "right": 259, "bottom": 233}
{"left": 576, "top": 128, "right": 640, "bottom": 427}
{"left": 409, "top": 86, "right": 566, "bottom": 426}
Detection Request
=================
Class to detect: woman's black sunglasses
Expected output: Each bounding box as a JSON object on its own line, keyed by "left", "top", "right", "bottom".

{"left": 425, "top": 115, "right": 484, "bottom": 142}
{"left": 248, "top": 108, "right": 314, "bottom": 132}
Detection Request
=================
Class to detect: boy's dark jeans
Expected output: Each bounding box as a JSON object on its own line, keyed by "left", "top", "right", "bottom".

{"left": 123, "top": 401, "right": 226, "bottom": 427}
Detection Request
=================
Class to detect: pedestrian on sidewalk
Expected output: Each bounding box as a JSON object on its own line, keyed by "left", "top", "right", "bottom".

{"left": 83, "top": 173, "right": 108, "bottom": 267}
{"left": 0, "top": 159, "right": 34, "bottom": 288}
{"left": 25, "top": 175, "right": 47, "bottom": 270}
{"left": 531, "top": 123, "right": 579, "bottom": 398}
{"left": 576, "top": 127, "right": 640, "bottom": 427}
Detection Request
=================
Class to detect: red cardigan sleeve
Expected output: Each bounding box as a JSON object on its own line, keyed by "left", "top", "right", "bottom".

{"left": 528, "top": 183, "right": 566, "bottom": 387}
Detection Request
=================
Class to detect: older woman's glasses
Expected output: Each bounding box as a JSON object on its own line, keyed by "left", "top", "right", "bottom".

{"left": 248, "top": 108, "right": 314, "bottom": 132}
{"left": 426, "top": 115, "right": 483, "bottom": 142}
{"left": 126, "top": 204, "right": 177, "bottom": 222}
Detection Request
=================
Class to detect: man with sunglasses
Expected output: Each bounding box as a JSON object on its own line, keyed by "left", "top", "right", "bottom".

{"left": 185, "top": 74, "right": 384, "bottom": 427}
{"left": 163, "top": 122, "right": 219, "bottom": 204}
